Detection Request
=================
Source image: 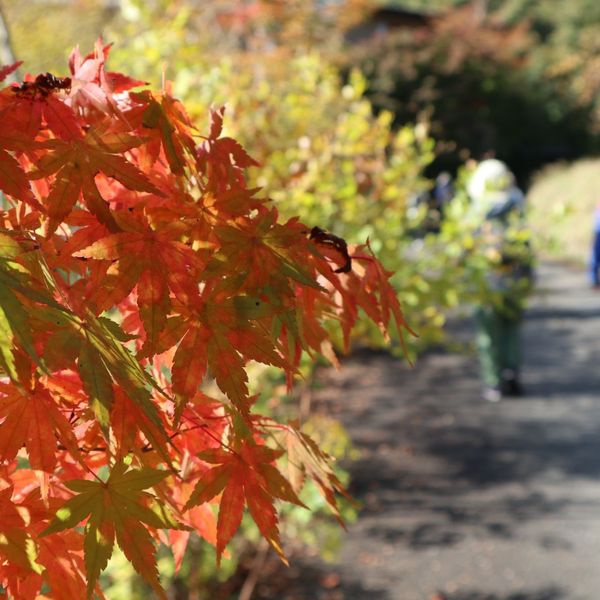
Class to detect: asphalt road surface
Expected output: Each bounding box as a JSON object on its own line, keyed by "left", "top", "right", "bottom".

{"left": 286, "top": 262, "right": 600, "bottom": 600}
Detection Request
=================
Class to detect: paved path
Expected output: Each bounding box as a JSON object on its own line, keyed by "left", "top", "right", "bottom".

{"left": 282, "top": 262, "right": 600, "bottom": 600}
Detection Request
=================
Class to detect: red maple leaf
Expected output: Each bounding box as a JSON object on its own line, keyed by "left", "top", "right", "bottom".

{"left": 0, "top": 62, "right": 22, "bottom": 82}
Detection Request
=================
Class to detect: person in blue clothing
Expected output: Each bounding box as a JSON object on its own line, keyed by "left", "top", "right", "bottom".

{"left": 590, "top": 202, "right": 600, "bottom": 288}
{"left": 467, "top": 159, "right": 534, "bottom": 402}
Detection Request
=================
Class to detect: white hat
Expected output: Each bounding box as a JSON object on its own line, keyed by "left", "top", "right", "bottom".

{"left": 468, "top": 159, "right": 522, "bottom": 217}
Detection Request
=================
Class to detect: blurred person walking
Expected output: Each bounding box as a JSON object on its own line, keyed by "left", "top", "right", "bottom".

{"left": 434, "top": 171, "right": 454, "bottom": 212}
{"left": 589, "top": 201, "right": 600, "bottom": 288}
{"left": 467, "top": 159, "right": 533, "bottom": 402}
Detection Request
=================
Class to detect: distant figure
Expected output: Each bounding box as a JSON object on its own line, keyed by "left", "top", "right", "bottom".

{"left": 407, "top": 189, "right": 439, "bottom": 235}
{"left": 408, "top": 172, "right": 454, "bottom": 236}
{"left": 590, "top": 201, "right": 600, "bottom": 288}
{"left": 434, "top": 171, "right": 454, "bottom": 212}
{"left": 467, "top": 159, "right": 533, "bottom": 402}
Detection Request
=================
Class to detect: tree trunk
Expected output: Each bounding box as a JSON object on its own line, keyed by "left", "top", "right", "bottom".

{"left": 0, "top": 2, "right": 18, "bottom": 81}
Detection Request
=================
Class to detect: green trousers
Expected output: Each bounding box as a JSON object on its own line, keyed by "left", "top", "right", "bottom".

{"left": 475, "top": 303, "right": 522, "bottom": 388}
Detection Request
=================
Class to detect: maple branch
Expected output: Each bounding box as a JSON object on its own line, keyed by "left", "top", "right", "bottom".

{"left": 140, "top": 422, "right": 218, "bottom": 455}
{"left": 0, "top": 42, "right": 406, "bottom": 596}
{"left": 57, "top": 443, "right": 107, "bottom": 454}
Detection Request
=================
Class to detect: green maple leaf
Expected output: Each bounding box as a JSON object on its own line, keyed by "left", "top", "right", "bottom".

{"left": 41, "top": 463, "right": 174, "bottom": 599}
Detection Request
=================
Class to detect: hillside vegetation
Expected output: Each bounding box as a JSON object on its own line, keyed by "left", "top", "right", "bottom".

{"left": 528, "top": 159, "right": 600, "bottom": 264}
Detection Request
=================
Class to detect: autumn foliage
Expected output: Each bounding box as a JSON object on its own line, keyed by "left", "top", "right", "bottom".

{"left": 0, "top": 42, "right": 409, "bottom": 597}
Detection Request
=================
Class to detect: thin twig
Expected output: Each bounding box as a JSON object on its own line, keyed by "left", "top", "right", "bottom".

{"left": 299, "top": 368, "right": 315, "bottom": 422}
{"left": 238, "top": 539, "right": 270, "bottom": 600}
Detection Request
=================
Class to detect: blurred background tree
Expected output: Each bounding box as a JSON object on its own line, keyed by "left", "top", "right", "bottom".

{"left": 349, "top": 1, "right": 598, "bottom": 183}
{"left": 0, "top": 0, "right": 117, "bottom": 73}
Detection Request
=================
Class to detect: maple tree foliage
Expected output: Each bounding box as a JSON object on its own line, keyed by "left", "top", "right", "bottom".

{"left": 0, "top": 41, "right": 410, "bottom": 598}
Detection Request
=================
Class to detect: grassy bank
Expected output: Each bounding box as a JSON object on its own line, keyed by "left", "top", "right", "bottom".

{"left": 527, "top": 158, "right": 600, "bottom": 265}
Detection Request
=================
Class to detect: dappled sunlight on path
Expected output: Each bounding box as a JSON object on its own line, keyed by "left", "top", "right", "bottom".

{"left": 284, "top": 262, "right": 600, "bottom": 600}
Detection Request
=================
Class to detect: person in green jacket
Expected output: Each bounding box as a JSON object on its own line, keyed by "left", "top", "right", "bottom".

{"left": 467, "top": 159, "right": 533, "bottom": 402}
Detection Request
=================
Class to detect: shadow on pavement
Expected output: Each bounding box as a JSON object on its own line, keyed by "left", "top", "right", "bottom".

{"left": 426, "top": 422, "right": 600, "bottom": 485}
{"left": 344, "top": 396, "right": 600, "bottom": 552}
{"left": 362, "top": 489, "right": 572, "bottom": 550}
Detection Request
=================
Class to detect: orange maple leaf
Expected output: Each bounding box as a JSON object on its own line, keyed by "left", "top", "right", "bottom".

{"left": 185, "top": 440, "right": 305, "bottom": 564}
{"left": 30, "top": 124, "right": 162, "bottom": 234}
{"left": 0, "top": 383, "right": 80, "bottom": 472}
{"left": 74, "top": 210, "right": 203, "bottom": 351}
